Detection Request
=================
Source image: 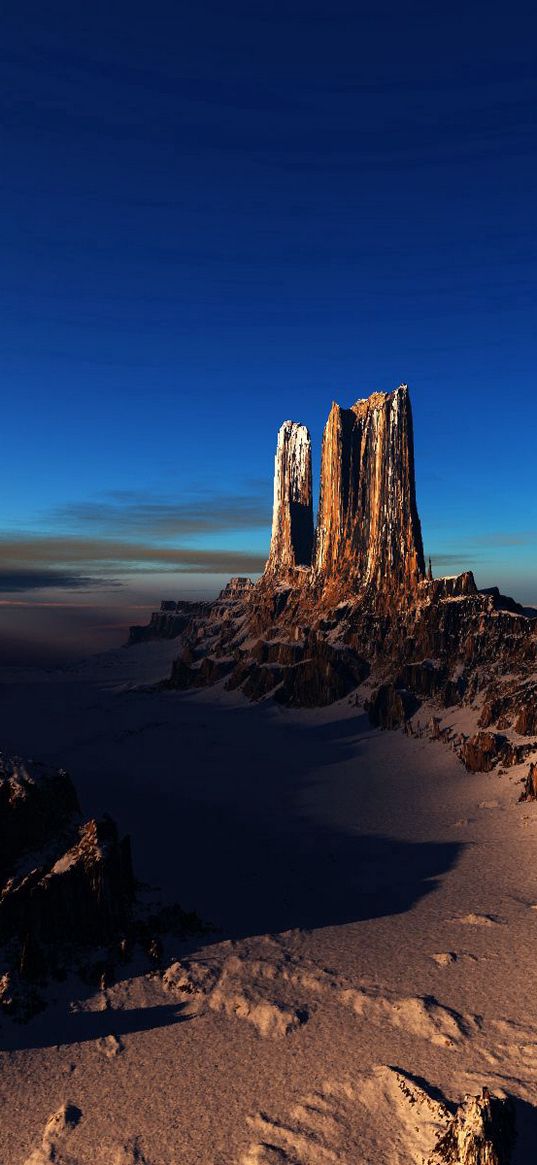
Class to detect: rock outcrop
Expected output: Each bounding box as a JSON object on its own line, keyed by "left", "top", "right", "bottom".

{"left": 520, "top": 761, "right": 537, "bottom": 802}
{"left": 314, "top": 386, "right": 425, "bottom": 590}
{"left": 0, "top": 758, "right": 79, "bottom": 881}
{"left": 432, "top": 1089, "right": 515, "bottom": 1165}
{"left": 129, "top": 599, "right": 210, "bottom": 644}
{"left": 265, "top": 420, "right": 314, "bottom": 575}
{"left": 0, "top": 754, "right": 134, "bottom": 1012}
{"left": 129, "top": 383, "right": 536, "bottom": 780}
{"left": 366, "top": 683, "right": 418, "bottom": 729}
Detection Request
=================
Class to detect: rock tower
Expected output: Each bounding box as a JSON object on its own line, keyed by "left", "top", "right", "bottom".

{"left": 265, "top": 420, "right": 314, "bottom": 574}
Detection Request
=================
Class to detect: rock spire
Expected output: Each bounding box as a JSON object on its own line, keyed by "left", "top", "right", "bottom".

{"left": 314, "top": 384, "right": 425, "bottom": 589}
{"left": 265, "top": 420, "right": 314, "bottom": 574}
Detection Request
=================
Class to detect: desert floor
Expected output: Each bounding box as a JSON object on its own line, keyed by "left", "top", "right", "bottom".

{"left": 1, "top": 640, "right": 537, "bottom": 1163}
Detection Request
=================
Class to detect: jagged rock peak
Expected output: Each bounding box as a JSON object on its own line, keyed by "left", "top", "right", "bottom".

{"left": 315, "top": 383, "right": 425, "bottom": 589}
{"left": 265, "top": 420, "right": 314, "bottom": 574}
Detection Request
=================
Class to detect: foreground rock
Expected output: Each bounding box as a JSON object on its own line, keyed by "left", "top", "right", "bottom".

{"left": 433, "top": 1089, "right": 515, "bottom": 1165}
{"left": 0, "top": 754, "right": 134, "bottom": 1016}
{"left": 24, "top": 1103, "right": 82, "bottom": 1165}
{"left": 519, "top": 760, "right": 537, "bottom": 802}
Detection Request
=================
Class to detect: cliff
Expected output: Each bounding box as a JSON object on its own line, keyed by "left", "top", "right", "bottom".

{"left": 129, "top": 599, "right": 211, "bottom": 644}
{"left": 265, "top": 420, "right": 314, "bottom": 575}
{"left": 313, "top": 385, "right": 424, "bottom": 589}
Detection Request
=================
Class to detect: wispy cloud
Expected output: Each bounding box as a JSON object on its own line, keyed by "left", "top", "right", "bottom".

{"left": 0, "top": 535, "right": 266, "bottom": 586}
{"left": 0, "top": 485, "right": 271, "bottom": 594}
{"left": 0, "top": 569, "right": 119, "bottom": 593}
{"left": 429, "top": 552, "right": 481, "bottom": 568}
{"left": 472, "top": 531, "right": 537, "bottom": 548}
{"left": 50, "top": 487, "right": 272, "bottom": 540}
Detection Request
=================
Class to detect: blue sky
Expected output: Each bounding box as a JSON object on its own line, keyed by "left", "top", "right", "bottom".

{"left": 0, "top": 0, "right": 536, "bottom": 660}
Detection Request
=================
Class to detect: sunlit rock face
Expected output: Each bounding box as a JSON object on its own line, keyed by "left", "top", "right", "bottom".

{"left": 314, "top": 385, "right": 425, "bottom": 590}
{"left": 146, "top": 381, "right": 537, "bottom": 727}
{"left": 265, "top": 421, "right": 314, "bottom": 574}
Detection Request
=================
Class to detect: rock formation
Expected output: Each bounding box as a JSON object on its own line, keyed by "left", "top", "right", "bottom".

{"left": 432, "top": 1089, "right": 515, "bottom": 1165}
{"left": 0, "top": 754, "right": 134, "bottom": 1015}
{"left": 520, "top": 760, "right": 537, "bottom": 802}
{"left": 23, "top": 1103, "right": 83, "bottom": 1165}
{"left": 128, "top": 382, "right": 536, "bottom": 783}
{"left": 265, "top": 420, "right": 314, "bottom": 575}
{"left": 314, "top": 385, "right": 425, "bottom": 590}
{"left": 129, "top": 598, "right": 210, "bottom": 644}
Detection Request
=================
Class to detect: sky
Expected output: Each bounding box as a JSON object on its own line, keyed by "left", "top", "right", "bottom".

{"left": 1, "top": 0, "right": 536, "bottom": 662}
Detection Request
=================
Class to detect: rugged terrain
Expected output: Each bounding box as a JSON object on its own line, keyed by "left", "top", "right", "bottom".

{"left": 2, "top": 384, "right": 535, "bottom": 1161}
{"left": 132, "top": 385, "right": 537, "bottom": 786}
{"left": 0, "top": 645, "right": 536, "bottom": 1162}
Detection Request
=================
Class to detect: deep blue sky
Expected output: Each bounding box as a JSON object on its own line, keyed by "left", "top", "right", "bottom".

{"left": 1, "top": 0, "right": 536, "bottom": 660}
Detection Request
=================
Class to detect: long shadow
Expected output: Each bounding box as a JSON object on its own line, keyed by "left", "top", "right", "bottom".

{"left": 513, "top": 1098, "right": 537, "bottom": 1164}
{"left": 0, "top": 696, "right": 464, "bottom": 1050}
{"left": 151, "top": 796, "right": 463, "bottom": 939}
{"left": 117, "top": 703, "right": 463, "bottom": 939}
{"left": 0, "top": 1002, "right": 192, "bottom": 1053}
{"left": 55, "top": 698, "right": 464, "bottom": 941}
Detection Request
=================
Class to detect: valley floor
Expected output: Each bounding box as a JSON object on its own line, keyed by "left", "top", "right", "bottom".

{"left": 1, "top": 642, "right": 537, "bottom": 1163}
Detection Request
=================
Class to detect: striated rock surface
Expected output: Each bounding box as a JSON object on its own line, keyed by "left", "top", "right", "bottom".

{"left": 314, "top": 385, "right": 425, "bottom": 590}
{"left": 265, "top": 420, "right": 314, "bottom": 574}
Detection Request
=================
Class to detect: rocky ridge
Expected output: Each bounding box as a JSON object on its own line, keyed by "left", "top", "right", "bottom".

{"left": 132, "top": 384, "right": 536, "bottom": 781}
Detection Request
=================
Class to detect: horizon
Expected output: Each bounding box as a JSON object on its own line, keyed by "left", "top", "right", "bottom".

{"left": 1, "top": 378, "right": 536, "bottom": 666}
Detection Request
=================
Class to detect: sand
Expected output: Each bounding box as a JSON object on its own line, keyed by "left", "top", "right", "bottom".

{"left": 0, "top": 641, "right": 536, "bottom": 1163}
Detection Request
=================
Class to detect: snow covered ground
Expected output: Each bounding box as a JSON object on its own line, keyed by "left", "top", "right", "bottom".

{"left": 1, "top": 641, "right": 537, "bottom": 1163}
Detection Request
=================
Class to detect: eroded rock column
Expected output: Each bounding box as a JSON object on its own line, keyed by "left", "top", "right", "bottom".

{"left": 314, "top": 385, "right": 425, "bottom": 590}
{"left": 265, "top": 421, "right": 314, "bottom": 574}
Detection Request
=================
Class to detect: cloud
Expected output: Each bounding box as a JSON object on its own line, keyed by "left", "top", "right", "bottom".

{"left": 428, "top": 552, "right": 481, "bottom": 568}
{"left": 0, "top": 569, "right": 119, "bottom": 593}
{"left": 0, "top": 535, "right": 267, "bottom": 579}
{"left": 472, "top": 531, "right": 537, "bottom": 548}
{"left": 50, "top": 487, "right": 272, "bottom": 540}
{"left": 429, "top": 531, "right": 537, "bottom": 570}
{"left": 0, "top": 486, "right": 273, "bottom": 592}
